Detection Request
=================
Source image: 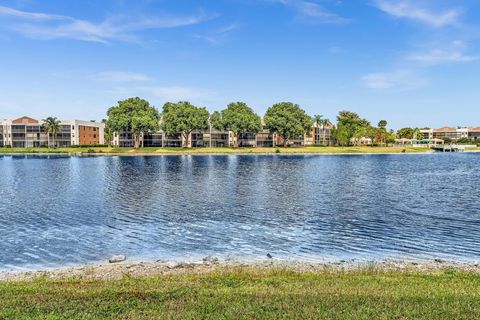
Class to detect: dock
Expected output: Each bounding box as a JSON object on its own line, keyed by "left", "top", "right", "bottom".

{"left": 432, "top": 145, "right": 465, "bottom": 152}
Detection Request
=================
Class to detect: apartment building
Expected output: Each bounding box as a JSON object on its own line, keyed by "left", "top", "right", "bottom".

{"left": 112, "top": 121, "right": 334, "bottom": 148}
{"left": 420, "top": 127, "right": 479, "bottom": 141}
{"left": 468, "top": 128, "right": 480, "bottom": 140}
{"left": 0, "top": 116, "right": 105, "bottom": 148}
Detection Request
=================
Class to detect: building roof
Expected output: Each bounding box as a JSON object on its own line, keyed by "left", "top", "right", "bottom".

{"left": 434, "top": 127, "right": 456, "bottom": 133}
{"left": 12, "top": 116, "right": 39, "bottom": 124}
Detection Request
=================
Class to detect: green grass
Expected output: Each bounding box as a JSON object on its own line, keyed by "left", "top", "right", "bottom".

{"left": 465, "top": 147, "right": 480, "bottom": 151}
{"left": 1, "top": 268, "right": 479, "bottom": 319}
{"left": 0, "top": 146, "right": 431, "bottom": 155}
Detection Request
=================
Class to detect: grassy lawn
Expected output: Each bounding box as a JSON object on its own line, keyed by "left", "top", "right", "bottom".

{"left": 0, "top": 268, "right": 479, "bottom": 319}
{"left": 0, "top": 146, "right": 431, "bottom": 155}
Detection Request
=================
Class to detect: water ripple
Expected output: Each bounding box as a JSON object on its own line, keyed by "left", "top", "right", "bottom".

{"left": 1, "top": 154, "right": 480, "bottom": 270}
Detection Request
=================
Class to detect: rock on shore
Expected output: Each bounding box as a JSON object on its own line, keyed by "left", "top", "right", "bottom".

{"left": 109, "top": 255, "right": 126, "bottom": 263}
{"left": 1, "top": 258, "right": 480, "bottom": 282}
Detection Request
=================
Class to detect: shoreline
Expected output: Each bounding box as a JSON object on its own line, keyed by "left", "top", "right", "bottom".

{"left": 4, "top": 151, "right": 480, "bottom": 157}
{"left": 2, "top": 257, "right": 480, "bottom": 281}
{"left": 1, "top": 146, "right": 479, "bottom": 157}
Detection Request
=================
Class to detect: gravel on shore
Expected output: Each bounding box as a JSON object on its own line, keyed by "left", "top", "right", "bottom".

{"left": 1, "top": 258, "right": 480, "bottom": 281}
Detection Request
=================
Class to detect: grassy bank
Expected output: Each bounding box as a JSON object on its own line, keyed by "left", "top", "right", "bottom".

{"left": 0, "top": 146, "right": 431, "bottom": 155}
{"left": 1, "top": 268, "right": 479, "bottom": 319}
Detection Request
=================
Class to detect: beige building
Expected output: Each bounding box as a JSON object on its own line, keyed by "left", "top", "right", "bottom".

{"left": 113, "top": 121, "right": 334, "bottom": 148}
{"left": 0, "top": 116, "right": 105, "bottom": 148}
{"left": 420, "top": 127, "right": 478, "bottom": 141}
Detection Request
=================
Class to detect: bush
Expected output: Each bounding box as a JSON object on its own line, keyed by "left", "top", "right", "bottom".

{"left": 456, "top": 138, "right": 475, "bottom": 145}
{"left": 71, "top": 144, "right": 109, "bottom": 148}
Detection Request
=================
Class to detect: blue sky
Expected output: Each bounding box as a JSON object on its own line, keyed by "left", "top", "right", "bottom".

{"left": 0, "top": 0, "right": 479, "bottom": 129}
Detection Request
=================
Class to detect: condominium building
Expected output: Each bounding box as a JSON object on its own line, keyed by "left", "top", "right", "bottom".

{"left": 0, "top": 116, "right": 105, "bottom": 148}
{"left": 420, "top": 127, "right": 479, "bottom": 141}
{"left": 112, "top": 121, "right": 334, "bottom": 148}
{"left": 468, "top": 128, "right": 480, "bottom": 140}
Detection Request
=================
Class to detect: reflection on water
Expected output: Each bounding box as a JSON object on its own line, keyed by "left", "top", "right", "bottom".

{"left": 0, "top": 153, "right": 479, "bottom": 270}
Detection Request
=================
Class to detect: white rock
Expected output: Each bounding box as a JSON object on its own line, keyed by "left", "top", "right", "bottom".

{"left": 165, "top": 261, "right": 180, "bottom": 269}
{"left": 109, "top": 255, "right": 126, "bottom": 263}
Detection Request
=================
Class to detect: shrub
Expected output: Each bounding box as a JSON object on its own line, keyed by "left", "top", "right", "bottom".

{"left": 71, "top": 144, "right": 109, "bottom": 148}
{"left": 456, "top": 138, "right": 475, "bottom": 145}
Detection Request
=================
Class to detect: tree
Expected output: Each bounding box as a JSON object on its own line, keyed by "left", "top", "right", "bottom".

{"left": 264, "top": 102, "right": 312, "bottom": 146}
{"left": 353, "top": 125, "right": 377, "bottom": 146}
{"left": 375, "top": 120, "right": 389, "bottom": 146}
{"left": 333, "top": 111, "right": 370, "bottom": 146}
{"left": 396, "top": 127, "right": 415, "bottom": 139}
{"left": 161, "top": 101, "right": 209, "bottom": 148}
{"left": 211, "top": 102, "right": 262, "bottom": 147}
{"left": 42, "top": 117, "right": 60, "bottom": 148}
{"left": 106, "top": 97, "right": 160, "bottom": 149}
{"left": 414, "top": 129, "right": 424, "bottom": 140}
{"left": 102, "top": 119, "right": 113, "bottom": 146}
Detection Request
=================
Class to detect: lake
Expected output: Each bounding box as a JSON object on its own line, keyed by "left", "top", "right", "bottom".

{"left": 0, "top": 153, "right": 479, "bottom": 270}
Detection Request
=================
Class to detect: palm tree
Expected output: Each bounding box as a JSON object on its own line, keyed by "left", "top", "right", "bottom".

{"left": 43, "top": 117, "right": 61, "bottom": 148}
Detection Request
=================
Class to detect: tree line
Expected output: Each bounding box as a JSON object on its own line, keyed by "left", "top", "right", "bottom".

{"left": 104, "top": 97, "right": 426, "bottom": 148}
{"left": 106, "top": 98, "right": 315, "bottom": 148}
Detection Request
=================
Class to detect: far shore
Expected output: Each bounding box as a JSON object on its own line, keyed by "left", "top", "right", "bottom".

{"left": 0, "top": 146, "right": 448, "bottom": 156}
{"left": 1, "top": 146, "right": 480, "bottom": 157}
{"left": 2, "top": 257, "right": 480, "bottom": 281}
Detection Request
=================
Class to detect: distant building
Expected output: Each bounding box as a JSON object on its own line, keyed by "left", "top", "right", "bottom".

{"left": 112, "top": 121, "right": 334, "bottom": 148}
{"left": 395, "top": 138, "right": 444, "bottom": 147}
{"left": 468, "top": 127, "right": 480, "bottom": 140}
{"left": 0, "top": 116, "right": 105, "bottom": 148}
{"left": 420, "top": 127, "right": 479, "bottom": 142}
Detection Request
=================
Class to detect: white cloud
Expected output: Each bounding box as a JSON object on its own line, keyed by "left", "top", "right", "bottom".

{"left": 269, "top": 0, "right": 350, "bottom": 24}
{"left": 407, "top": 49, "right": 479, "bottom": 64}
{"left": 406, "top": 41, "right": 479, "bottom": 65}
{"left": 374, "top": 1, "right": 460, "bottom": 28}
{"left": 294, "top": 1, "right": 351, "bottom": 24}
{"left": 362, "top": 69, "right": 429, "bottom": 90}
{"left": 0, "top": 5, "right": 211, "bottom": 43}
{"left": 0, "top": 5, "right": 66, "bottom": 21}
{"left": 192, "top": 23, "right": 239, "bottom": 44}
{"left": 91, "top": 71, "right": 152, "bottom": 82}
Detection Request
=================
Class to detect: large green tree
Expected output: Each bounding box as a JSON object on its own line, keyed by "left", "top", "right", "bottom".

{"left": 161, "top": 101, "right": 210, "bottom": 148}
{"left": 264, "top": 102, "right": 313, "bottom": 146}
{"left": 333, "top": 111, "right": 370, "bottom": 146}
{"left": 106, "top": 97, "right": 160, "bottom": 149}
{"left": 375, "top": 120, "right": 390, "bottom": 145}
{"left": 396, "top": 127, "right": 424, "bottom": 140}
{"left": 396, "top": 127, "right": 414, "bottom": 139}
{"left": 211, "top": 102, "right": 262, "bottom": 147}
{"left": 378, "top": 120, "right": 388, "bottom": 130}
{"left": 353, "top": 125, "right": 377, "bottom": 146}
